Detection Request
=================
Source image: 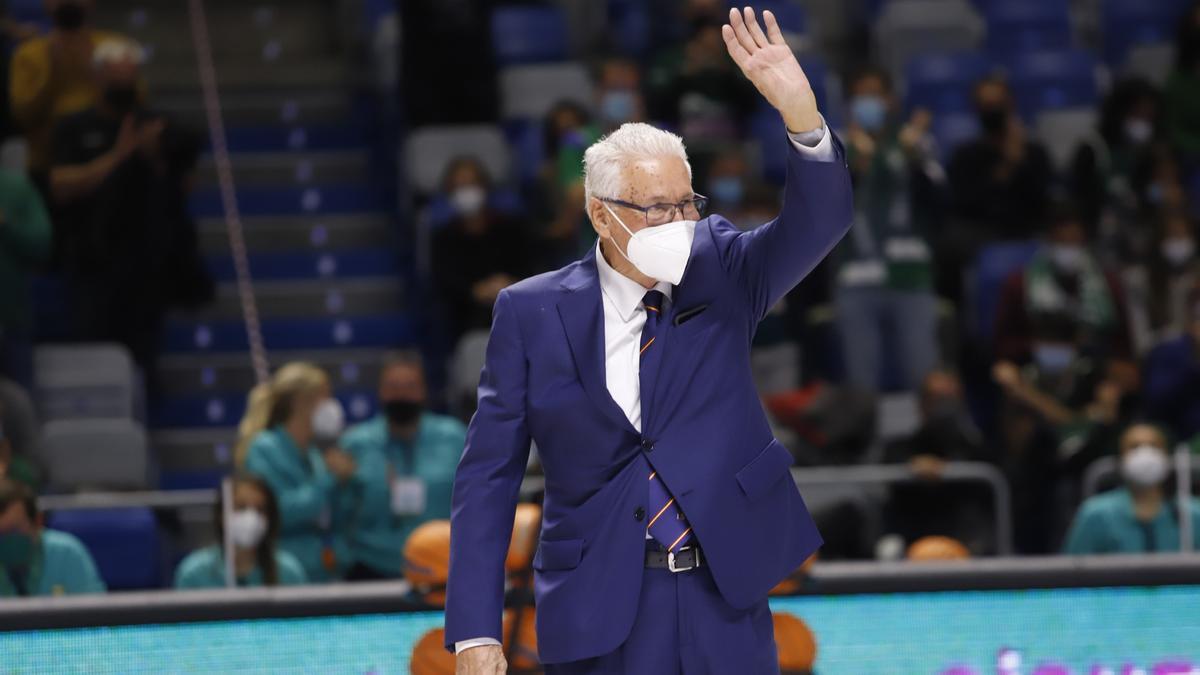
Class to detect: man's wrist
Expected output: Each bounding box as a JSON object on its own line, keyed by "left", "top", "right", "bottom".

{"left": 782, "top": 98, "right": 822, "bottom": 135}
{"left": 455, "top": 637, "right": 501, "bottom": 654}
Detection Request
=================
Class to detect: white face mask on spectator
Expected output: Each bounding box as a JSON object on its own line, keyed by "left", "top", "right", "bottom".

{"left": 1049, "top": 244, "right": 1085, "bottom": 273}
{"left": 311, "top": 398, "right": 346, "bottom": 442}
{"left": 228, "top": 509, "right": 267, "bottom": 549}
{"left": 1121, "top": 444, "right": 1170, "bottom": 488}
{"left": 450, "top": 185, "right": 486, "bottom": 216}
{"left": 603, "top": 203, "right": 695, "bottom": 285}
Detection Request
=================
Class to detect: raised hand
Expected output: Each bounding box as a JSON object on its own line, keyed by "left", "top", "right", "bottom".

{"left": 722, "top": 7, "right": 821, "bottom": 133}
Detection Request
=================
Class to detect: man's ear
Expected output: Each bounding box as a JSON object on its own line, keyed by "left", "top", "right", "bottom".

{"left": 588, "top": 197, "right": 611, "bottom": 240}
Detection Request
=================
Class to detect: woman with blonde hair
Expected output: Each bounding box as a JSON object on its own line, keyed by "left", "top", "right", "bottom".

{"left": 235, "top": 362, "right": 357, "bottom": 581}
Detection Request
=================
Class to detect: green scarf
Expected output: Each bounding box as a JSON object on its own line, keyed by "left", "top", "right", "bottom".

{"left": 1024, "top": 250, "right": 1114, "bottom": 330}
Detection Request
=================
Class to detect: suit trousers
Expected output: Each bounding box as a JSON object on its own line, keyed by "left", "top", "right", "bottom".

{"left": 543, "top": 555, "right": 779, "bottom": 675}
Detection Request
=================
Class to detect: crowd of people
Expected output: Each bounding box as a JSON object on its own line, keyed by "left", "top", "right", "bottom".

{"left": 4, "top": 0, "right": 1200, "bottom": 600}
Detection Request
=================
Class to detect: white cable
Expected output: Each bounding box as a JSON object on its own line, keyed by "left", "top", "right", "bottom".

{"left": 187, "top": 0, "right": 270, "bottom": 384}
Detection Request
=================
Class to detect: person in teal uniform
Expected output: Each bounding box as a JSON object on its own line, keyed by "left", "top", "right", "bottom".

{"left": 338, "top": 351, "right": 466, "bottom": 580}
{"left": 235, "top": 362, "right": 358, "bottom": 582}
{"left": 1064, "top": 423, "right": 1200, "bottom": 554}
{"left": 175, "top": 473, "right": 308, "bottom": 589}
{"left": 0, "top": 478, "right": 105, "bottom": 597}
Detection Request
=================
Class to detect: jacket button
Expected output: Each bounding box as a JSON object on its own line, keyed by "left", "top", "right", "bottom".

{"left": 641, "top": 439, "right": 654, "bottom": 451}
{"left": 634, "top": 507, "right": 645, "bottom": 522}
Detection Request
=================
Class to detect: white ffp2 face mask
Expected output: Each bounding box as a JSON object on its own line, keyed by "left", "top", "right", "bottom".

{"left": 228, "top": 509, "right": 268, "bottom": 549}
{"left": 311, "top": 398, "right": 346, "bottom": 442}
{"left": 1121, "top": 444, "right": 1170, "bottom": 488}
{"left": 603, "top": 203, "right": 695, "bottom": 285}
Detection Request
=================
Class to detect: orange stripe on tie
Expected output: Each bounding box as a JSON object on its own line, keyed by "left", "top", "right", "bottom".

{"left": 668, "top": 527, "right": 692, "bottom": 552}
{"left": 648, "top": 498, "right": 675, "bottom": 527}
{"left": 648, "top": 471, "right": 656, "bottom": 481}
{"left": 645, "top": 306, "right": 659, "bottom": 313}
{"left": 640, "top": 337, "right": 655, "bottom": 355}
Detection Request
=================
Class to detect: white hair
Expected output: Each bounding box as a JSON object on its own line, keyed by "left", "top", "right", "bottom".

{"left": 582, "top": 122, "right": 691, "bottom": 206}
{"left": 93, "top": 39, "right": 146, "bottom": 69}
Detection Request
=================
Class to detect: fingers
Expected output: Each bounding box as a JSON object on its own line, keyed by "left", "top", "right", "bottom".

{"left": 742, "top": 7, "right": 771, "bottom": 49}
{"left": 762, "top": 9, "right": 787, "bottom": 46}
{"left": 727, "top": 7, "right": 758, "bottom": 55}
{"left": 721, "top": 23, "right": 751, "bottom": 70}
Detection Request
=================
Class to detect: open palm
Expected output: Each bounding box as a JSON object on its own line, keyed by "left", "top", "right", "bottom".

{"left": 722, "top": 7, "right": 821, "bottom": 133}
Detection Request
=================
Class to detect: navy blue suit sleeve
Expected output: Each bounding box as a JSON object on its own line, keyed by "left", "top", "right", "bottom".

{"left": 444, "top": 288, "right": 533, "bottom": 650}
{"left": 715, "top": 136, "right": 853, "bottom": 321}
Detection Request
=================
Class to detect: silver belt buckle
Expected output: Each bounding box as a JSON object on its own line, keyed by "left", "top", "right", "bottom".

{"left": 666, "top": 546, "right": 699, "bottom": 573}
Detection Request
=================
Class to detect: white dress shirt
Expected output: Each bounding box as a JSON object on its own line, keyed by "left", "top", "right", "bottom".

{"left": 454, "top": 123, "right": 835, "bottom": 655}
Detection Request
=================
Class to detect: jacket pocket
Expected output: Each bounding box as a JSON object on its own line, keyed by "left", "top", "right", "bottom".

{"left": 735, "top": 439, "right": 794, "bottom": 501}
{"left": 532, "top": 537, "right": 584, "bottom": 571}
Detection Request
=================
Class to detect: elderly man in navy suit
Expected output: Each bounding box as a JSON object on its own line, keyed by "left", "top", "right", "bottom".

{"left": 447, "top": 7, "right": 853, "bottom": 673}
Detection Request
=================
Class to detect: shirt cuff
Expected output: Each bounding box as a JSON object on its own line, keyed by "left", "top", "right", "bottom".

{"left": 455, "top": 637, "right": 501, "bottom": 654}
{"left": 787, "top": 116, "right": 836, "bottom": 163}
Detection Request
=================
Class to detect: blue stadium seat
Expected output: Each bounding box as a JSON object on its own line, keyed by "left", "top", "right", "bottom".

{"left": 158, "top": 469, "right": 227, "bottom": 492}
{"left": 971, "top": 240, "right": 1039, "bottom": 341}
{"left": 931, "top": 111, "right": 981, "bottom": 161}
{"left": 150, "top": 390, "right": 378, "bottom": 429}
{"left": 985, "top": 1, "right": 1073, "bottom": 58}
{"left": 1101, "top": 0, "right": 1189, "bottom": 65}
{"left": 1005, "top": 49, "right": 1099, "bottom": 121}
{"left": 163, "top": 315, "right": 416, "bottom": 353}
{"left": 491, "top": 6, "right": 569, "bottom": 65}
{"left": 46, "top": 508, "right": 162, "bottom": 590}
{"left": 607, "top": 0, "right": 651, "bottom": 56}
{"left": 206, "top": 249, "right": 399, "bottom": 282}
{"left": 905, "top": 51, "right": 991, "bottom": 114}
{"left": 190, "top": 184, "right": 383, "bottom": 218}
{"left": 504, "top": 119, "right": 545, "bottom": 186}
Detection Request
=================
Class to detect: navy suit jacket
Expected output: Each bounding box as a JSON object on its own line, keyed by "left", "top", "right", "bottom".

{"left": 444, "top": 139, "right": 853, "bottom": 663}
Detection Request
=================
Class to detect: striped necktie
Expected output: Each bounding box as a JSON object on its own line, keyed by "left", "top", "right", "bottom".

{"left": 640, "top": 290, "right": 693, "bottom": 552}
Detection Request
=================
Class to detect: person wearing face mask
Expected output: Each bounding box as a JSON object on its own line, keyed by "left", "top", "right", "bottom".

{"left": 336, "top": 352, "right": 466, "bottom": 581}
{"left": 946, "top": 76, "right": 1053, "bottom": 251}
{"left": 1165, "top": 1, "right": 1200, "bottom": 163}
{"left": 0, "top": 478, "right": 104, "bottom": 597}
{"left": 49, "top": 39, "right": 210, "bottom": 382}
{"left": 448, "top": 9, "right": 852, "bottom": 673}
{"left": 1068, "top": 78, "right": 1163, "bottom": 241}
{"left": 174, "top": 474, "right": 307, "bottom": 589}
{"left": 832, "top": 65, "right": 944, "bottom": 390}
{"left": 1122, "top": 211, "right": 1200, "bottom": 353}
{"left": 8, "top": 0, "right": 134, "bottom": 190}
{"left": 235, "top": 362, "right": 356, "bottom": 582}
{"left": 1063, "top": 424, "right": 1200, "bottom": 554}
{"left": 994, "top": 207, "right": 1134, "bottom": 367}
{"left": 881, "top": 370, "right": 994, "bottom": 554}
{"left": 432, "top": 156, "right": 538, "bottom": 345}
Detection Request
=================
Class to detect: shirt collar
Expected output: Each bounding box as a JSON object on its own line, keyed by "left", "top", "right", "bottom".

{"left": 595, "top": 240, "right": 671, "bottom": 322}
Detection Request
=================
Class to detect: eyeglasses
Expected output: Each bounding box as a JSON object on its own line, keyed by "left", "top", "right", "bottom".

{"left": 601, "top": 194, "right": 709, "bottom": 227}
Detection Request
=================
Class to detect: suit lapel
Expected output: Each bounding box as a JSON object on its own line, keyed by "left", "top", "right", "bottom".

{"left": 557, "top": 252, "right": 638, "bottom": 435}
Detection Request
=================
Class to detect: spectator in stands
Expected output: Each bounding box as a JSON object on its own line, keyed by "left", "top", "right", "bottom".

{"left": 994, "top": 206, "right": 1135, "bottom": 367}
{"left": 595, "top": 57, "right": 647, "bottom": 131}
{"left": 337, "top": 352, "right": 466, "bottom": 581}
{"left": 1063, "top": 423, "right": 1200, "bottom": 554}
{"left": 1143, "top": 283, "right": 1200, "bottom": 441}
{"left": 235, "top": 362, "right": 356, "bottom": 582}
{"left": 0, "top": 398, "right": 41, "bottom": 491}
{"left": 1165, "top": 1, "right": 1200, "bottom": 164}
{"left": 432, "top": 157, "right": 538, "bottom": 344}
{"left": 1069, "top": 78, "right": 1164, "bottom": 259}
{"left": 541, "top": 100, "right": 597, "bottom": 265}
{"left": 945, "top": 76, "right": 1053, "bottom": 287}
{"left": 0, "top": 478, "right": 104, "bottom": 597}
{"left": 0, "top": 168, "right": 51, "bottom": 390}
{"left": 833, "top": 66, "right": 944, "bottom": 390}
{"left": 1122, "top": 210, "right": 1200, "bottom": 354}
{"left": 646, "top": 18, "right": 756, "bottom": 144}
{"left": 174, "top": 474, "right": 307, "bottom": 589}
{"left": 9, "top": 0, "right": 132, "bottom": 191}
{"left": 49, "top": 39, "right": 210, "bottom": 380}
{"left": 882, "top": 369, "right": 994, "bottom": 554}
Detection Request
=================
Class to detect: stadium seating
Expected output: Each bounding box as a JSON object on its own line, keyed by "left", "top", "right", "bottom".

{"left": 874, "top": 0, "right": 985, "bottom": 82}
{"left": 1035, "top": 107, "right": 1098, "bottom": 170}
{"left": 491, "top": 5, "right": 570, "bottom": 65}
{"left": 904, "top": 51, "right": 992, "bottom": 115}
{"left": 33, "top": 344, "right": 139, "bottom": 422}
{"left": 500, "top": 62, "right": 593, "bottom": 121}
{"left": 1004, "top": 49, "right": 1100, "bottom": 121}
{"left": 39, "top": 418, "right": 151, "bottom": 491}
{"left": 983, "top": 0, "right": 1073, "bottom": 58}
{"left": 46, "top": 507, "right": 163, "bottom": 590}
{"left": 404, "top": 125, "right": 513, "bottom": 195}
{"left": 1100, "top": 0, "right": 1189, "bottom": 66}
{"left": 968, "top": 240, "right": 1039, "bottom": 343}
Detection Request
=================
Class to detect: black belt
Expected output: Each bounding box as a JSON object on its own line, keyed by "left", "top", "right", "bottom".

{"left": 645, "top": 542, "right": 703, "bottom": 572}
